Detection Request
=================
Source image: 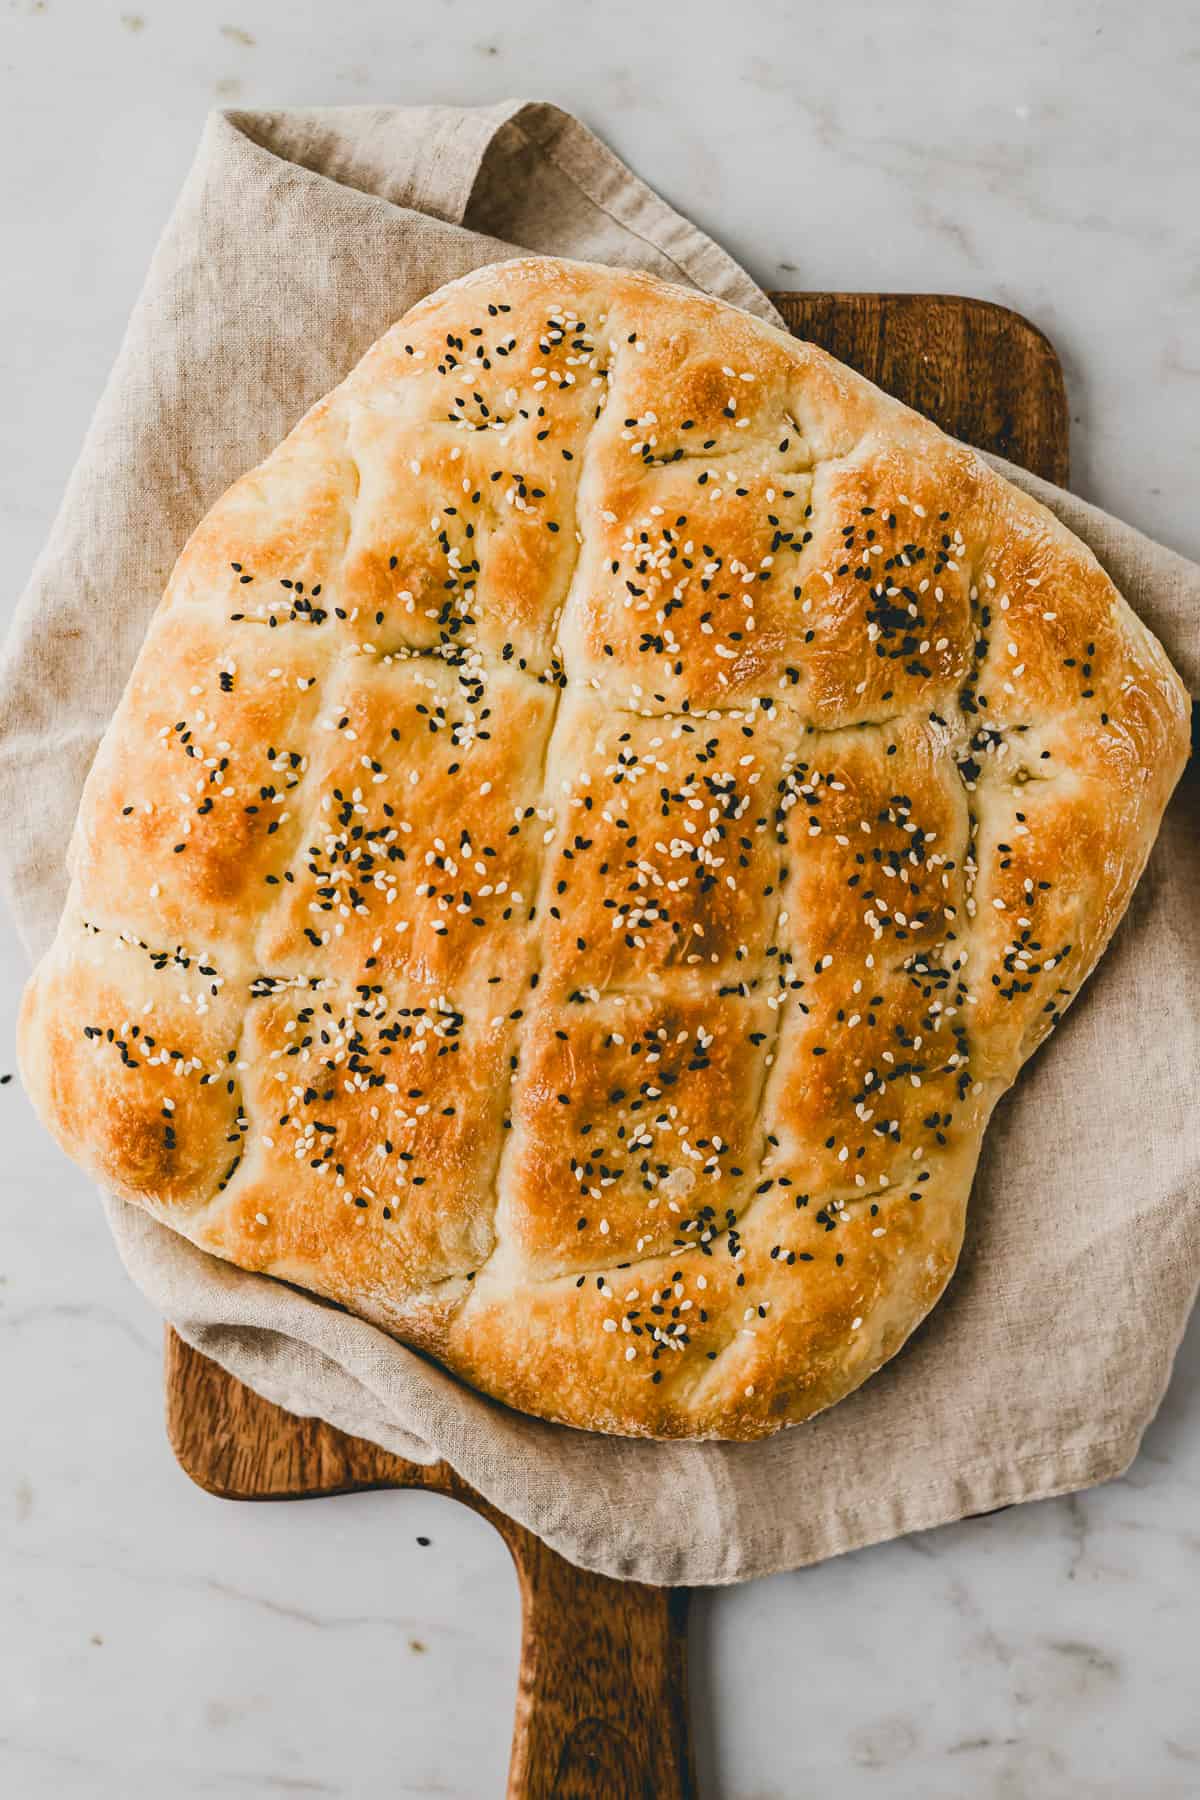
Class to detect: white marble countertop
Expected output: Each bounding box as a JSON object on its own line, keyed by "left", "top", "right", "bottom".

{"left": 2, "top": 2, "right": 1197, "bottom": 1795}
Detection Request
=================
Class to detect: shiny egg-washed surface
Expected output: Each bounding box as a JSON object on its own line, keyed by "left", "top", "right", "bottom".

{"left": 20, "top": 258, "right": 1189, "bottom": 1437}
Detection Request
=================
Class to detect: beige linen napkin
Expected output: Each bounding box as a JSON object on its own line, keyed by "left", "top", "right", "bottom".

{"left": 3, "top": 102, "right": 1197, "bottom": 1586}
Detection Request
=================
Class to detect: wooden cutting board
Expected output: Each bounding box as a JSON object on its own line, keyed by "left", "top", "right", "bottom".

{"left": 166, "top": 291, "right": 1068, "bottom": 1800}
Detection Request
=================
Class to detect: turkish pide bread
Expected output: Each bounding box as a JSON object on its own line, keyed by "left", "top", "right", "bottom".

{"left": 20, "top": 258, "right": 1189, "bottom": 1439}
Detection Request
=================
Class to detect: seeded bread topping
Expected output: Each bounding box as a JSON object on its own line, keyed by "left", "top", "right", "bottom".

{"left": 19, "top": 257, "right": 1189, "bottom": 1438}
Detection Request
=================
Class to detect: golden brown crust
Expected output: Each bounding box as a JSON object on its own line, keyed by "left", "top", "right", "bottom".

{"left": 19, "top": 257, "right": 1190, "bottom": 1439}
{"left": 20, "top": 905, "right": 246, "bottom": 1215}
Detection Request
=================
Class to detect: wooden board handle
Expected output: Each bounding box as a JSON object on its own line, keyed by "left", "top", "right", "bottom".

{"left": 164, "top": 1331, "right": 694, "bottom": 1794}
{"left": 501, "top": 1524, "right": 694, "bottom": 1798}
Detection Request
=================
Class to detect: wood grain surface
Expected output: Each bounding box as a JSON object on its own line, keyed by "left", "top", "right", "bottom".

{"left": 774, "top": 292, "right": 1068, "bottom": 485}
{"left": 165, "top": 291, "right": 1068, "bottom": 1800}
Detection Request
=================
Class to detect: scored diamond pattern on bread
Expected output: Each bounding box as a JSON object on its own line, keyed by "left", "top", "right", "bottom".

{"left": 20, "top": 259, "right": 1189, "bottom": 1438}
